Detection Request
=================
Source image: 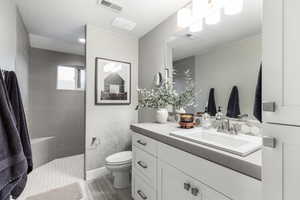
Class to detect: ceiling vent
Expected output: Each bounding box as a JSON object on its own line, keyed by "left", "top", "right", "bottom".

{"left": 98, "top": 0, "right": 123, "bottom": 13}
{"left": 112, "top": 17, "right": 136, "bottom": 31}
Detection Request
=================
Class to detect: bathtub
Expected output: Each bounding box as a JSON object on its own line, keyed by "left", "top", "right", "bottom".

{"left": 31, "top": 137, "right": 56, "bottom": 168}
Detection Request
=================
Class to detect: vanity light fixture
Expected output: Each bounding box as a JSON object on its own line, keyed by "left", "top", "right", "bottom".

{"left": 205, "top": 9, "right": 221, "bottom": 25}
{"left": 177, "top": 0, "right": 244, "bottom": 31}
{"left": 205, "top": 0, "right": 222, "bottom": 25}
{"left": 224, "top": 0, "right": 244, "bottom": 15}
{"left": 177, "top": 7, "right": 192, "bottom": 28}
{"left": 192, "top": 0, "right": 209, "bottom": 20}
{"left": 189, "top": 20, "right": 203, "bottom": 32}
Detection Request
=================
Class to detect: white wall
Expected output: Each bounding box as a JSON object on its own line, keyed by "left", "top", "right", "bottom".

{"left": 0, "top": 0, "right": 17, "bottom": 70}
{"left": 85, "top": 25, "right": 139, "bottom": 171}
{"left": 15, "top": 9, "right": 30, "bottom": 113}
{"left": 0, "top": 0, "right": 30, "bottom": 120}
{"left": 195, "top": 34, "right": 261, "bottom": 117}
{"left": 139, "top": 14, "right": 179, "bottom": 122}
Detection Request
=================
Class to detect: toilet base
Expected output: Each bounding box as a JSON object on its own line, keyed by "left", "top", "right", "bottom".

{"left": 112, "top": 171, "right": 130, "bottom": 189}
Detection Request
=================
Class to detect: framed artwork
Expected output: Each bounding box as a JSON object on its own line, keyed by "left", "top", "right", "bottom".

{"left": 95, "top": 57, "right": 131, "bottom": 105}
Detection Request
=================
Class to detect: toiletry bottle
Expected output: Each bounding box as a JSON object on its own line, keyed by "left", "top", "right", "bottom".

{"left": 202, "top": 107, "right": 211, "bottom": 129}
{"left": 215, "top": 106, "right": 224, "bottom": 120}
{"left": 214, "top": 106, "right": 224, "bottom": 128}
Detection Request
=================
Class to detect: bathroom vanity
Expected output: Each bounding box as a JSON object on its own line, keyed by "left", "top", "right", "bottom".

{"left": 131, "top": 123, "right": 262, "bottom": 200}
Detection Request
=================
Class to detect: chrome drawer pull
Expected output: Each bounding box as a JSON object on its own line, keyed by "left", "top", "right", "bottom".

{"left": 184, "top": 183, "right": 191, "bottom": 191}
{"left": 263, "top": 102, "right": 276, "bottom": 112}
{"left": 137, "top": 190, "right": 147, "bottom": 200}
{"left": 191, "top": 187, "right": 199, "bottom": 196}
{"left": 137, "top": 140, "right": 147, "bottom": 146}
{"left": 137, "top": 161, "right": 148, "bottom": 169}
{"left": 263, "top": 136, "right": 276, "bottom": 148}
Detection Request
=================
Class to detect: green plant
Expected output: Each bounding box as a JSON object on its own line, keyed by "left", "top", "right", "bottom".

{"left": 172, "top": 69, "right": 198, "bottom": 110}
{"left": 136, "top": 81, "right": 176, "bottom": 110}
{"left": 136, "top": 69, "right": 199, "bottom": 110}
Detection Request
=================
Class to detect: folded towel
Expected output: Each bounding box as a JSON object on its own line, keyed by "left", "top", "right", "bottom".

{"left": 226, "top": 86, "right": 241, "bottom": 118}
{"left": 253, "top": 65, "right": 262, "bottom": 122}
{"left": 0, "top": 72, "right": 28, "bottom": 200}
{"left": 207, "top": 88, "right": 217, "bottom": 116}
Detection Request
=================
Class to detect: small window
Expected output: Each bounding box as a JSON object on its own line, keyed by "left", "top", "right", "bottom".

{"left": 57, "top": 66, "right": 85, "bottom": 90}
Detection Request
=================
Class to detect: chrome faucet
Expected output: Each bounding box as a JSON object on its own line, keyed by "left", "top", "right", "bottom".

{"left": 237, "top": 114, "right": 249, "bottom": 121}
{"left": 217, "top": 118, "right": 239, "bottom": 135}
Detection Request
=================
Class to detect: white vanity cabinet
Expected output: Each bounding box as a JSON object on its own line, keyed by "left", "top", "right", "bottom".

{"left": 263, "top": 0, "right": 300, "bottom": 126}
{"left": 263, "top": 0, "right": 300, "bottom": 199}
{"left": 132, "top": 132, "right": 262, "bottom": 200}
{"left": 158, "top": 160, "right": 230, "bottom": 200}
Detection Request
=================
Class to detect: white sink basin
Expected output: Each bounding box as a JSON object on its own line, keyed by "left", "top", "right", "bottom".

{"left": 170, "top": 129, "right": 262, "bottom": 157}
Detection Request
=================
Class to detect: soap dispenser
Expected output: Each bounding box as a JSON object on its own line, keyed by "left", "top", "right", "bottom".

{"left": 202, "top": 107, "right": 211, "bottom": 129}
{"left": 215, "top": 106, "right": 224, "bottom": 121}
{"left": 214, "top": 106, "right": 224, "bottom": 128}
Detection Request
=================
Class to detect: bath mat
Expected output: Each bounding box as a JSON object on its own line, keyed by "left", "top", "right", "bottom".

{"left": 87, "top": 174, "right": 132, "bottom": 200}
{"left": 26, "top": 183, "right": 83, "bottom": 200}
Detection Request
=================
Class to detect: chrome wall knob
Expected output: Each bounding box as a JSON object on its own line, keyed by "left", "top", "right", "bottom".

{"left": 184, "top": 183, "right": 191, "bottom": 191}
{"left": 191, "top": 187, "right": 199, "bottom": 196}
{"left": 137, "top": 140, "right": 147, "bottom": 146}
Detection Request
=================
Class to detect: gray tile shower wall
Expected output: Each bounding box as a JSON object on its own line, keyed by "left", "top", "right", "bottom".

{"left": 29, "top": 48, "right": 85, "bottom": 159}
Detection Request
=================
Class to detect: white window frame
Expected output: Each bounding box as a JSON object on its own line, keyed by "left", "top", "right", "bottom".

{"left": 56, "top": 65, "right": 85, "bottom": 91}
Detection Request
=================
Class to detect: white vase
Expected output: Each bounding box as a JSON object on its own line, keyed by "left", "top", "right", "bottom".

{"left": 156, "top": 108, "right": 169, "bottom": 123}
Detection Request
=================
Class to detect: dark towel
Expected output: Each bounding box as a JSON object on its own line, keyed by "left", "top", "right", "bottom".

{"left": 0, "top": 72, "right": 28, "bottom": 200}
{"left": 254, "top": 65, "right": 262, "bottom": 122}
{"left": 4, "top": 71, "right": 32, "bottom": 198}
{"left": 5, "top": 71, "right": 33, "bottom": 172}
{"left": 226, "top": 86, "right": 241, "bottom": 118}
{"left": 207, "top": 88, "right": 217, "bottom": 116}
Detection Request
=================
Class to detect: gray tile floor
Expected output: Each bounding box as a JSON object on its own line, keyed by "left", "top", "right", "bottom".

{"left": 87, "top": 174, "right": 132, "bottom": 200}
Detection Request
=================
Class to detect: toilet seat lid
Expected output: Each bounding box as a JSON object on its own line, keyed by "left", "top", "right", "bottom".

{"left": 106, "top": 151, "right": 132, "bottom": 164}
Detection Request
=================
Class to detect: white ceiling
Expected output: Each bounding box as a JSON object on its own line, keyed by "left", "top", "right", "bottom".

{"left": 15, "top": 0, "right": 191, "bottom": 55}
{"left": 169, "top": 0, "right": 262, "bottom": 61}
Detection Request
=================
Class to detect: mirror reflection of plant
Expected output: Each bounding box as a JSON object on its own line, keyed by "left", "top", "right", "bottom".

{"left": 136, "top": 69, "right": 199, "bottom": 110}
{"left": 172, "top": 69, "right": 199, "bottom": 110}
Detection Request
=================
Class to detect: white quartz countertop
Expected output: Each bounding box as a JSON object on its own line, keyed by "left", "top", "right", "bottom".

{"left": 131, "top": 122, "right": 262, "bottom": 180}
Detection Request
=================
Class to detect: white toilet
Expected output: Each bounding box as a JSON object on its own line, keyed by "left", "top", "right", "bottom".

{"left": 105, "top": 151, "right": 132, "bottom": 189}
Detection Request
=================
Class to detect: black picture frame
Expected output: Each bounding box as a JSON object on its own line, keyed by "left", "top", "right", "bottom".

{"left": 95, "top": 57, "right": 131, "bottom": 105}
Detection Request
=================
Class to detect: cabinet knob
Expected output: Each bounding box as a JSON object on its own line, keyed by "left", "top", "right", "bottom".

{"left": 184, "top": 183, "right": 191, "bottom": 191}
{"left": 263, "top": 102, "right": 276, "bottom": 112}
{"left": 263, "top": 136, "right": 276, "bottom": 148}
{"left": 137, "top": 190, "right": 147, "bottom": 200}
{"left": 137, "top": 140, "right": 147, "bottom": 146}
{"left": 191, "top": 187, "right": 199, "bottom": 196}
{"left": 137, "top": 161, "right": 148, "bottom": 169}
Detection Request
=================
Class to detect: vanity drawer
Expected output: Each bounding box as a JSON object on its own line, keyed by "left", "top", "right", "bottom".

{"left": 134, "top": 173, "right": 156, "bottom": 200}
{"left": 133, "top": 146, "right": 157, "bottom": 187}
{"left": 133, "top": 132, "right": 157, "bottom": 156}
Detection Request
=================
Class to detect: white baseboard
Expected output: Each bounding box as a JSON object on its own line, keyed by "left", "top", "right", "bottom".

{"left": 86, "top": 167, "right": 109, "bottom": 181}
